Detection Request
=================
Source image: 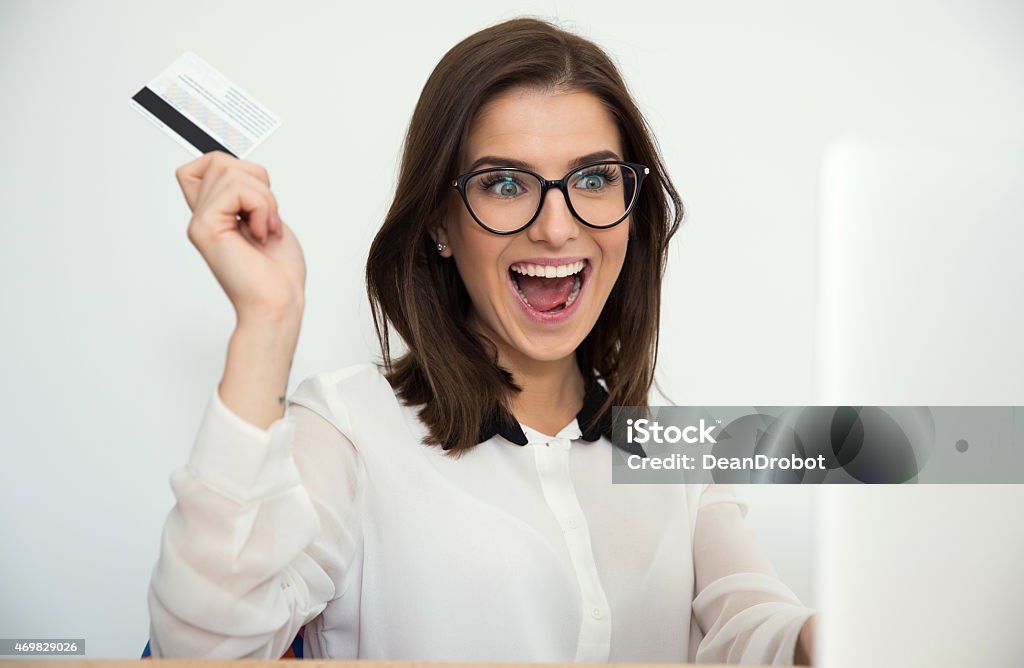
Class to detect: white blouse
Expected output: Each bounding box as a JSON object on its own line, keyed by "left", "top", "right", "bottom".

{"left": 148, "top": 362, "right": 816, "bottom": 663}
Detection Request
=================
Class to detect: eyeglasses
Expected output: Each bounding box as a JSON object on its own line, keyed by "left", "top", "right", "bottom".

{"left": 452, "top": 160, "right": 650, "bottom": 235}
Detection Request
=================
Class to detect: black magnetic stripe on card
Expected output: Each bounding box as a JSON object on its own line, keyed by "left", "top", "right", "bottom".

{"left": 131, "top": 86, "right": 237, "bottom": 157}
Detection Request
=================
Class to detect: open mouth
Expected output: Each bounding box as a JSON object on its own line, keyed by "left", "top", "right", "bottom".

{"left": 508, "top": 259, "right": 588, "bottom": 314}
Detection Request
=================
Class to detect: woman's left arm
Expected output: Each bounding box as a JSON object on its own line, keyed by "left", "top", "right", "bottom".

{"left": 690, "top": 483, "right": 818, "bottom": 666}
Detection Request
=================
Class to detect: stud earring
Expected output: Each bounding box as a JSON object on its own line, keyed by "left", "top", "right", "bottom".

{"left": 436, "top": 242, "right": 448, "bottom": 254}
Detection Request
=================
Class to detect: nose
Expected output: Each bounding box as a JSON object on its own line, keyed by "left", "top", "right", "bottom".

{"left": 527, "top": 185, "right": 580, "bottom": 247}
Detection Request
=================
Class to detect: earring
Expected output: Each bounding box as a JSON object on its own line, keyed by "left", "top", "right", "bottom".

{"left": 436, "top": 242, "right": 448, "bottom": 254}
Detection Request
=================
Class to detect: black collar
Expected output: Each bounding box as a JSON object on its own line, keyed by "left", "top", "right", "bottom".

{"left": 468, "top": 380, "right": 646, "bottom": 457}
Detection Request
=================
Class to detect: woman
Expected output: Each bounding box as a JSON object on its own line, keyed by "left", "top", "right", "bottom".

{"left": 148, "top": 17, "right": 818, "bottom": 664}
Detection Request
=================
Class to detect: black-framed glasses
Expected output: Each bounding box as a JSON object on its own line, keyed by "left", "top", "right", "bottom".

{"left": 452, "top": 160, "right": 650, "bottom": 235}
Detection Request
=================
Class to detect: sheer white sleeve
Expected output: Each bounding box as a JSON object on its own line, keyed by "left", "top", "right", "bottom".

{"left": 147, "top": 385, "right": 363, "bottom": 658}
{"left": 691, "top": 483, "right": 816, "bottom": 665}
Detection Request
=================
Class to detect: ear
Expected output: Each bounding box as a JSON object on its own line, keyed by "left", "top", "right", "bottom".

{"left": 429, "top": 216, "right": 453, "bottom": 258}
{"left": 428, "top": 223, "right": 448, "bottom": 246}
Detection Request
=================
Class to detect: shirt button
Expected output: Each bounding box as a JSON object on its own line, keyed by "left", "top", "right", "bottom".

{"left": 591, "top": 607, "right": 603, "bottom": 620}
{"left": 565, "top": 518, "right": 577, "bottom": 530}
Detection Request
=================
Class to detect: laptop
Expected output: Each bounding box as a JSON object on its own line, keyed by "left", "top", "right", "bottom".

{"left": 813, "top": 139, "right": 1024, "bottom": 667}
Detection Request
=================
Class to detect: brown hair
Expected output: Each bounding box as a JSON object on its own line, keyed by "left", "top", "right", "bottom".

{"left": 365, "top": 16, "right": 683, "bottom": 455}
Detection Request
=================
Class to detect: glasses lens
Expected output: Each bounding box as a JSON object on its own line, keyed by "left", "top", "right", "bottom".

{"left": 566, "top": 163, "right": 639, "bottom": 228}
{"left": 463, "top": 170, "right": 543, "bottom": 233}
{"left": 462, "top": 163, "right": 640, "bottom": 232}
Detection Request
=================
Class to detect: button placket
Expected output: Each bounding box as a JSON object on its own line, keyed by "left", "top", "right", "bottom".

{"left": 531, "top": 435, "right": 612, "bottom": 662}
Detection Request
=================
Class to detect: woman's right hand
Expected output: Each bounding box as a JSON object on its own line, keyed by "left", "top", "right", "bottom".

{"left": 176, "top": 151, "right": 306, "bottom": 323}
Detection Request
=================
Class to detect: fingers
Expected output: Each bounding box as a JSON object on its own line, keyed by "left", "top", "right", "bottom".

{"left": 235, "top": 159, "right": 271, "bottom": 187}
{"left": 175, "top": 151, "right": 223, "bottom": 209}
{"left": 176, "top": 149, "right": 283, "bottom": 248}
{"left": 203, "top": 173, "right": 280, "bottom": 244}
{"left": 175, "top": 151, "right": 273, "bottom": 212}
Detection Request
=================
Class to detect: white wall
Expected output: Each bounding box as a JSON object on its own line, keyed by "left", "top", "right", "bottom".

{"left": 1, "top": 0, "right": 1021, "bottom": 657}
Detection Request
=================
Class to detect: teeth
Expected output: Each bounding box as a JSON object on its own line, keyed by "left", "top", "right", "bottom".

{"left": 510, "top": 260, "right": 586, "bottom": 277}
{"left": 565, "top": 274, "right": 581, "bottom": 307}
{"left": 515, "top": 281, "right": 531, "bottom": 307}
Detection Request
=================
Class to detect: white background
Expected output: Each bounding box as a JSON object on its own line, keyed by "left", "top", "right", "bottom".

{"left": 1, "top": 0, "right": 1022, "bottom": 657}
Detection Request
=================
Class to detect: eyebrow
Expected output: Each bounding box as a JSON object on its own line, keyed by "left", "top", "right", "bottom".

{"left": 466, "top": 149, "right": 622, "bottom": 173}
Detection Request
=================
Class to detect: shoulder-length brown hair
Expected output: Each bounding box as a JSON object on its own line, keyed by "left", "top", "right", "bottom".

{"left": 366, "top": 16, "right": 683, "bottom": 455}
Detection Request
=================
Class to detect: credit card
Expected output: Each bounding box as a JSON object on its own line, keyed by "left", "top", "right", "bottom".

{"left": 129, "top": 51, "right": 281, "bottom": 158}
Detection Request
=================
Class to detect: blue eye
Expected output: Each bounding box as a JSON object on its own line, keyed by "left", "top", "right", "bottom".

{"left": 573, "top": 166, "right": 619, "bottom": 191}
{"left": 479, "top": 173, "right": 527, "bottom": 198}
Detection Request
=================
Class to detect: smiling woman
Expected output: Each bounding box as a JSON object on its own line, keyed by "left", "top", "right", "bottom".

{"left": 148, "top": 15, "right": 817, "bottom": 666}
{"left": 366, "top": 24, "right": 681, "bottom": 451}
{"left": 432, "top": 89, "right": 639, "bottom": 430}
